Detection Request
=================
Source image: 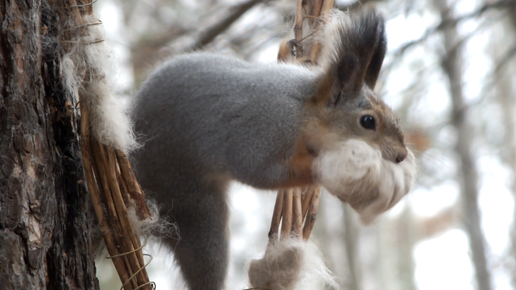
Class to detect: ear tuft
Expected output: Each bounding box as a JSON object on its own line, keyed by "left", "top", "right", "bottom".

{"left": 364, "top": 15, "right": 387, "bottom": 89}
{"left": 315, "top": 9, "right": 387, "bottom": 102}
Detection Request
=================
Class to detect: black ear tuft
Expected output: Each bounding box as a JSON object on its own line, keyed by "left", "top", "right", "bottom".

{"left": 364, "top": 16, "right": 387, "bottom": 89}
{"left": 331, "top": 9, "right": 386, "bottom": 92}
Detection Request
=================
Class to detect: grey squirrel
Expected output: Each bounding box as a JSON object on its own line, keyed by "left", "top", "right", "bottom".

{"left": 130, "top": 8, "right": 416, "bottom": 290}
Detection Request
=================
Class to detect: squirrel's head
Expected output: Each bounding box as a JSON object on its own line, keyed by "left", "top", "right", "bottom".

{"left": 305, "top": 9, "right": 417, "bottom": 223}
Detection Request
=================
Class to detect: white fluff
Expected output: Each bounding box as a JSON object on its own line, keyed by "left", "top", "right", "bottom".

{"left": 314, "top": 9, "right": 351, "bottom": 71}
{"left": 248, "top": 238, "right": 338, "bottom": 290}
{"left": 126, "top": 199, "right": 164, "bottom": 238}
{"left": 313, "top": 139, "right": 417, "bottom": 223}
{"left": 60, "top": 16, "right": 138, "bottom": 152}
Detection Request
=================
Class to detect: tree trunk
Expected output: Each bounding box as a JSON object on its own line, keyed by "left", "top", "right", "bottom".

{"left": 433, "top": 1, "right": 493, "bottom": 290}
{"left": 342, "top": 204, "right": 361, "bottom": 290}
{"left": 498, "top": 55, "right": 516, "bottom": 290}
{"left": 0, "top": 1, "right": 99, "bottom": 289}
{"left": 395, "top": 204, "right": 417, "bottom": 290}
{"left": 497, "top": 3, "right": 516, "bottom": 288}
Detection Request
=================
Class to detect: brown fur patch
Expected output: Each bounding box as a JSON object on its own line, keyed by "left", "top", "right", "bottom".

{"left": 312, "top": 69, "right": 334, "bottom": 105}
{"left": 277, "top": 114, "right": 342, "bottom": 189}
{"left": 278, "top": 136, "right": 316, "bottom": 188}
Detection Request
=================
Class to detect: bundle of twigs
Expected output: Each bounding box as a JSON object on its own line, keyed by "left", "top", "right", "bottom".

{"left": 270, "top": 0, "right": 334, "bottom": 242}
{"left": 81, "top": 115, "right": 153, "bottom": 290}
{"left": 64, "top": 1, "right": 154, "bottom": 289}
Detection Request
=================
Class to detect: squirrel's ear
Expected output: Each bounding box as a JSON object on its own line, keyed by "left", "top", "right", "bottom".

{"left": 364, "top": 15, "right": 387, "bottom": 90}
{"left": 314, "top": 9, "right": 386, "bottom": 103}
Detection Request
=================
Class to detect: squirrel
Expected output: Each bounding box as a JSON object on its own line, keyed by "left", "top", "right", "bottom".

{"left": 130, "top": 8, "right": 416, "bottom": 290}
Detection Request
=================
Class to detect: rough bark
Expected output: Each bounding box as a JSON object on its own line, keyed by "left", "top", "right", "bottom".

{"left": 433, "top": 1, "right": 493, "bottom": 290}
{"left": 0, "top": 1, "right": 99, "bottom": 289}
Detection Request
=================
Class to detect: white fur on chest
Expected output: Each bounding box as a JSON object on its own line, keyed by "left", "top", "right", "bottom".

{"left": 313, "top": 139, "right": 417, "bottom": 223}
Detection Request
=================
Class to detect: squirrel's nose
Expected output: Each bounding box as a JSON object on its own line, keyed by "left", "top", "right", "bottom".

{"left": 395, "top": 148, "right": 408, "bottom": 163}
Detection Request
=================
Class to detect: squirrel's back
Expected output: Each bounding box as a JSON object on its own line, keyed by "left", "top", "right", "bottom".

{"left": 132, "top": 53, "right": 318, "bottom": 189}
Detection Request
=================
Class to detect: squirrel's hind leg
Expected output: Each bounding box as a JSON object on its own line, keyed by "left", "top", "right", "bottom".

{"left": 159, "top": 179, "right": 230, "bottom": 290}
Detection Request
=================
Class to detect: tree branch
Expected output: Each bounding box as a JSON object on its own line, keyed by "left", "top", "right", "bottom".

{"left": 189, "top": 0, "right": 263, "bottom": 50}
{"left": 381, "top": 0, "right": 513, "bottom": 95}
{"left": 392, "top": 0, "right": 514, "bottom": 58}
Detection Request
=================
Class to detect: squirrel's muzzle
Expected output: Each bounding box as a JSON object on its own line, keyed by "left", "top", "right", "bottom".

{"left": 396, "top": 147, "right": 408, "bottom": 163}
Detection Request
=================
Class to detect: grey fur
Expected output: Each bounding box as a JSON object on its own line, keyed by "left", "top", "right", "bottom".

{"left": 132, "top": 54, "right": 318, "bottom": 290}
{"left": 133, "top": 54, "right": 317, "bottom": 190}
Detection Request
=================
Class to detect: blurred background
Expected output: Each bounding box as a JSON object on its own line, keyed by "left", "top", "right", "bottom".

{"left": 92, "top": 0, "right": 516, "bottom": 289}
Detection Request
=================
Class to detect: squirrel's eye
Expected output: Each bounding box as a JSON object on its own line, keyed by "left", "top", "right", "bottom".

{"left": 360, "top": 115, "right": 376, "bottom": 130}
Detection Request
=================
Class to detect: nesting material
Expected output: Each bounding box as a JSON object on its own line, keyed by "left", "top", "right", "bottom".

{"left": 127, "top": 200, "right": 159, "bottom": 237}
{"left": 61, "top": 12, "right": 153, "bottom": 290}
{"left": 313, "top": 139, "right": 417, "bottom": 224}
{"left": 61, "top": 15, "right": 137, "bottom": 153}
{"left": 248, "top": 238, "right": 338, "bottom": 290}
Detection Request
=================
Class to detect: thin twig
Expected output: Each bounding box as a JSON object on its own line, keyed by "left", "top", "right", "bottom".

{"left": 280, "top": 189, "right": 293, "bottom": 240}
{"left": 391, "top": 0, "right": 513, "bottom": 59}
{"left": 189, "top": 0, "right": 263, "bottom": 50}
{"left": 303, "top": 187, "right": 321, "bottom": 240}
{"left": 269, "top": 191, "right": 284, "bottom": 240}
{"left": 292, "top": 189, "right": 303, "bottom": 237}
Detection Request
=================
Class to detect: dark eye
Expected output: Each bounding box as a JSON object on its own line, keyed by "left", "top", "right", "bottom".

{"left": 360, "top": 115, "right": 376, "bottom": 130}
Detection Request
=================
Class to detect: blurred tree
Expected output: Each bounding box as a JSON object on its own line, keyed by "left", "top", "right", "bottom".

{"left": 395, "top": 204, "right": 418, "bottom": 290}
{"left": 433, "top": 0, "right": 493, "bottom": 289}
{"left": 121, "top": 0, "right": 279, "bottom": 83}
{"left": 343, "top": 204, "right": 361, "bottom": 290}
{"left": 497, "top": 2, "right": 516, "bottom": 288}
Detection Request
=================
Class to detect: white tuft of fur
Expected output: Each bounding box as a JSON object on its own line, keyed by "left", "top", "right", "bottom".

{"left": 127, "top": 200, "right": 160, "bottom": 237}
{"left": 60, "top": 15, "right": 138, "bottom": 152}
{"left": 61, "top": 56, "right": 80, "bottom": 99}
{"left": 314, "top": 9, "right": 351, "bottom": 71}
{"left": 126, "top": 198, "right": 179, "bottom": 242}
{"left": 248, "top": 238, "right": 338, "bottom": 290}
{"left": 313, "top": 139, "right": 417, "bottom": 223}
